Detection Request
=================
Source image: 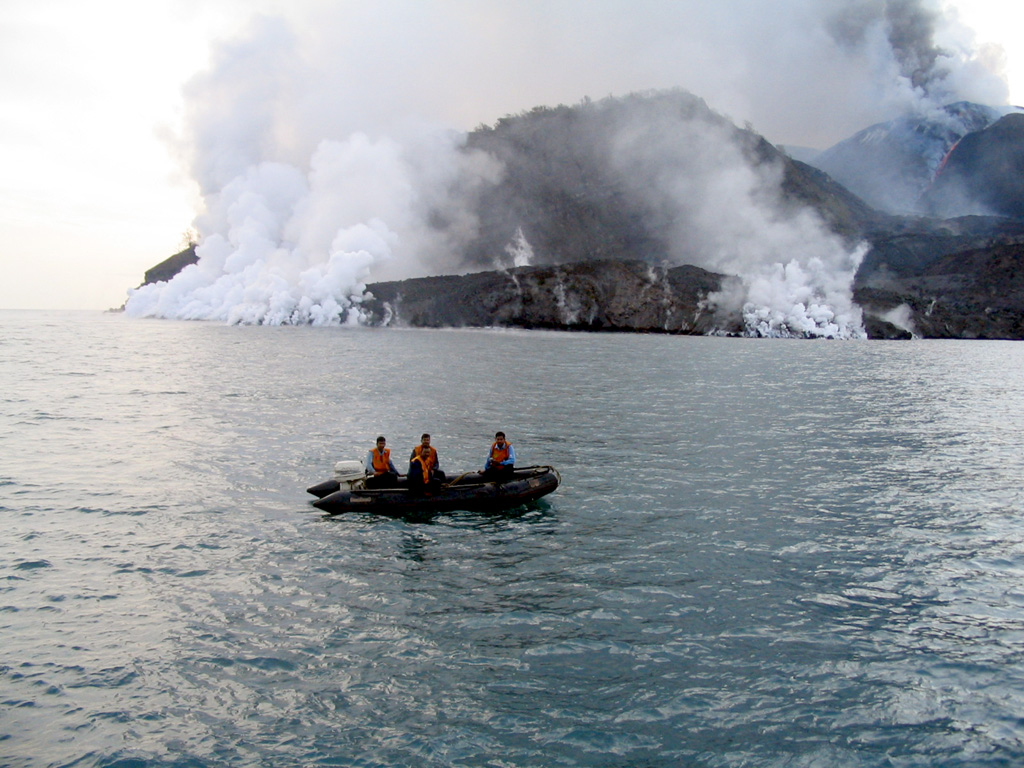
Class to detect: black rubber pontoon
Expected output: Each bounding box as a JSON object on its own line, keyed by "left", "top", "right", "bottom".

{"left": 308, "top": 465, "right": 560, "bottom": 516}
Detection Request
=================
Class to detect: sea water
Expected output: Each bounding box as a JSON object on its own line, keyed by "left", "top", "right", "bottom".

{"left": 2, "top": 310, "right": 1024, "bottom": 767}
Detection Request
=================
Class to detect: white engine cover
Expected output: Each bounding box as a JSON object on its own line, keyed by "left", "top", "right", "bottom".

{"left": 333, "top": 460, "right": 367, "bottom": 483}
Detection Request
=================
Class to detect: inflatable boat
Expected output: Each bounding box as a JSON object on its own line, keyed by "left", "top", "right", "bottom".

{"left": 307, "top": 461, "right": 560, "bottom": 516}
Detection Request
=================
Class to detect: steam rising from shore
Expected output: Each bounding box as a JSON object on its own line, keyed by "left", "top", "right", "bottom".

{"left": 603, "top": 102, "right": 868, "bottom": 338}
{"left": 125, "top": 0, "right": 1008, "bottom": 334}
{"left": 127, "top": 131, "right": 500, "bottom": 324}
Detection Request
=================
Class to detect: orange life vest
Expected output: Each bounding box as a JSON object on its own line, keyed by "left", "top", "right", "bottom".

{"left": 371, "top": 447, "right": 391, "bottom": 474}
{"left": 490, "top": 441, "right": 512, "bottom": 464}
{"left": 411, "top": 445, "right": 437, "bottom": 483}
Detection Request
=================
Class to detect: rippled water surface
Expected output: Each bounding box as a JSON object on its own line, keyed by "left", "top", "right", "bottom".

{"left": 3, "top": 310, "right": 1024, "bottom": 767}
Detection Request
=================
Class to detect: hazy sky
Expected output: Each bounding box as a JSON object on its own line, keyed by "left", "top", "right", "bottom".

{"left": 1, "top": 0, "right": 1021, "bottom": 310}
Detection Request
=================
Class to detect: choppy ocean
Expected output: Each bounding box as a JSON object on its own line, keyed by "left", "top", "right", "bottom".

{"left": 3, "top": 310, "right": 1024, "bottom": 767}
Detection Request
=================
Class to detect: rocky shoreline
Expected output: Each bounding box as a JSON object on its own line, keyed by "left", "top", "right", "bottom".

{"left": 350, "top": 213, "right": 1024, "bottom": 340}
{"left": 138, "top": 220, "right": 1024, "bottom": 339}
{"left": 854, "top": 217, "right": 1024, "bottom": 339}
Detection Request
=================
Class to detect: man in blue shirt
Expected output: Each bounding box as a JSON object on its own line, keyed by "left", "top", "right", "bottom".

{"left": 482, "top": 431, "right": 515, "bottom": 480}
{"left": 365, "top": 435, "right": 399, "bottom": 488}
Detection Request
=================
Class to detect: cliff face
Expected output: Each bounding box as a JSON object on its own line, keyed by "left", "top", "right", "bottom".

{"left": 361, "top": 261, "right": 732, "bottom": 334}
{"left": 143, "top": 246, "right": 197, "bottom": 285}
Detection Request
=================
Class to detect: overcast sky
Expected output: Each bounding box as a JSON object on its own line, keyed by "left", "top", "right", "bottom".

{"left": 1, "top": 0, "right": 1021, "bottom": 310}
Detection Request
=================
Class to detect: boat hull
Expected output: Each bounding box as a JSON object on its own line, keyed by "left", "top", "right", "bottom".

{"left": 310, "top": 465, "right": 560, "bottom": 516}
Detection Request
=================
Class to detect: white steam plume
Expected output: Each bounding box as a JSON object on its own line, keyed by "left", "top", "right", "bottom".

{"left": 126, "top": 131, "right": 501, "bottom": 324}
{"left": 607, "top": 105, "right": 867, "bottom": 338}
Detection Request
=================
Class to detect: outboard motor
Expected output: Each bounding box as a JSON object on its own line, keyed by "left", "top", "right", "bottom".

{"left": 333, "top": 460, "right": 366, "bottom": 487}
{"left": 306, "top": 460, "right": 367, "bottom": 498}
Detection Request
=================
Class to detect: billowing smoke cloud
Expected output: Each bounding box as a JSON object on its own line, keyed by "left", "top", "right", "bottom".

{"left": 125, "top": 0, "right": 1008, "bottom": 332}
{"left": 825, "top": 0, "right": 1007, "bottom": 120}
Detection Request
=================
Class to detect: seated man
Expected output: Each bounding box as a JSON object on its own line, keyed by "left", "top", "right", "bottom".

{"left": 365, "top": 435, "right": 399, "bottom": 488}
{"left": 482, "top": 431, "right": 515, "bottom": 480}
{"left": 408, "top": 433, "right": 445, "bottom": 494}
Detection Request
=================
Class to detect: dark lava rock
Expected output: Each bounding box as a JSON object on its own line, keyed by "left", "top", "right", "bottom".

{"left": 143, "top": 246, "right": 198, "bottom": 285}
{"left": 855, "top": 217, "right": 1024, "bottom": 339}
{"left": 362, "top": 260, "right": 731, "bottom": 334}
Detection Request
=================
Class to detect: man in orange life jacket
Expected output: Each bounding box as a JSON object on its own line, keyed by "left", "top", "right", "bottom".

{"left": 482, "top": 431, "right": 515, "bottom": 480}
{"left": 365, "top": 435, "right": 399, "bottom": 488}
{"left": 408, "top": 433, "right": 445, "bottom": 494}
